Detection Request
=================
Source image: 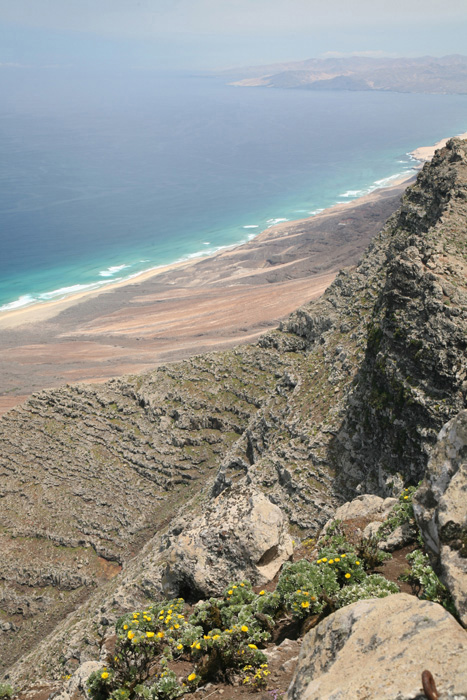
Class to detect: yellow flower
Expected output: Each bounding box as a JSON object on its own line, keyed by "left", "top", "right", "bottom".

{"left": 241, "top": 625, "right": 248, "bottom": 632}
{"left": 127, "top": 631, "right": 135, "bottom": 640}
{"left": 335, "top": 557, "right": 340, "bottom": 562}
{"left": 213, "top": 634, "right": 220, "bottom": 640}
{"left": 301, "top": 601, "right": 310, "bottom": 608}
{"left": 345, "top": 573, "right": 351, "bottom": 579}
{"left": 243, "top": 678, "right": 250, "bottom": 684}
{"left": 228, "top": 590, "right": 233, "bottom": 595}
{"left": 146, "top": 631, "right": 155, "bottom": 638}
{"left": 317, "top": 559, "right": 322, "bottom": 564}
{"left": 157, "top": 631, "right": 164, "bottom": 639}
{"left": 322, "top": 557, "right": 328, "bottom": 563}
{"left": 123, "top": 624, "right": 128, "bottom": 630}
{"left": 296, "top": 589, "right": 301, "bottom": 593}
{"left": 355, "top": 561, "right": 360, "bottom": 566}
{"left": 329, "top": 559, "right": 334, "bottom": 564}
{"left": 101, "top": 672, "right": 109, "bottom": 680}
{"left": 174, "top": 624, "right": 179, "bottom": 629}
{"left": 341, "top": 554, "right": 346, "bottom": 558}
{"left": 133, "top": 613, "right": 139, "bottom": 618}
{"left": 233, "top": 585, "right": 237, "bottom": 589}
{"left": 404, "top": 495, "right": 409, "bottom": 500}
{"left": 310, "top": 595, "right": 316, "bottom": 601}
{"left": 259, "top": 590, "right": 265, "bottom": 595}
{"left": 188, "top": 673, "right": 196, "bottom": 682}
{"left": 195, "top": 643, "right": 201, "bottom": 650}
{"left": 168, "top": 609, "right": 173, "bottom": 614}
{"left": 248, "top": 644, "right": 257, "bottom": 649}
{"left": 240, "top": 583, "right": 245, "bottom": 587}
{"left": 177, "top": 644, "right": 183, "bottom": 650}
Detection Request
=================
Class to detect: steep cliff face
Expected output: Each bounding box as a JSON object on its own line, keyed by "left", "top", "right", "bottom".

{"left": 331, "top": 138, "right": 467, "bottom": 496}
{"left": 0, "top": 139, "right": 466, "bottom": 684}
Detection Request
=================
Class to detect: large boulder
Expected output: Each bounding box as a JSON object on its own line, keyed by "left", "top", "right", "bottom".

{"left": 414, "top": 410, "right": 467, "bottom": 625}
{"left": 161, "top": 485, "right": 293, "bottom": 599}
{"left": 329, "top": 494, "right": 397, "bottom": 523}
{"left": 288, "top": 593, "right": 467, "bottom": 700}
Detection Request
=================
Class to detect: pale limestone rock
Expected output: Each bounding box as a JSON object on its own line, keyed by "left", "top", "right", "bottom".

{"left": 323, "top": 494, "right": 396, "bottom": 532}
{"left": 288, "top": 593, "right": 467, "bottom": 700}
{"left": 378, "top": 521, "right": 418, "bottom": 552}
{"left": 161, "top": 485, "right": 293, "bottom": 598}
{"left": 54, "top": 661, "right": 101, "bottom": 700}
{"left": 414, "top": 410, "right": 467, "bottom": 625}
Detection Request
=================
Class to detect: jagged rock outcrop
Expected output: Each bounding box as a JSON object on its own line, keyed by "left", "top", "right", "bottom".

{"left": 414, "top": 410, "right": 467, "bottom": 625}
{"left": 330, "top": 138, "right": 467, "bottom": 497}
{"left": 161, "top": 485, "right": 293, "bottom": 598}
{"left": 288, "top": 594, "right": 467, "bottom": 700}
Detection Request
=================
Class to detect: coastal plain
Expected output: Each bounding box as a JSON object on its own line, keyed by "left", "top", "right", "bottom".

{"left": 0, "top": 179, "right": 412, "bottom": 417}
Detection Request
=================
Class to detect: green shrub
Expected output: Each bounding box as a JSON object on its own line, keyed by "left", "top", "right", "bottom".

{"left": 317, "top": 520, "right": 355, "bottom": 555}
{"left": 335, "top": 574, "right": 399, "bottom": 608}
{"left": 275, "top": 559, "right": 339, "bottom": 617}
{"left": 0, "top": 685, "right": 13, "bottom": 700}
{"left": 88, "top": 587, "right": 273, "bottom": 700}
{"left": 399, "top": 550, "right": 456, "bottom": 615}
{"left": 377, "top": 486, "right": 417, "bottom": 540}
{"left": 356, "top": 535, "right": 392, "bottom": 570}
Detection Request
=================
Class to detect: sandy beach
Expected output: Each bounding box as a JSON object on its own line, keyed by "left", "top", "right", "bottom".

{"left": 409, "top": 131, "right": 467, "bottom": 162}
{"left": 0, "top": 132, "right": 462, "bottom": 417}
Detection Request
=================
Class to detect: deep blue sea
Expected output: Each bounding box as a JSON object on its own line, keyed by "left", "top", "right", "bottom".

{"left": 1, "top": 71, "right": 466, "bottom": 312}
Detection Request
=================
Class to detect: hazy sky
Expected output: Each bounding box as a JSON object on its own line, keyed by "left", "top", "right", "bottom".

{"left": 1, "top": 0, "right": 466, "bottom": 71}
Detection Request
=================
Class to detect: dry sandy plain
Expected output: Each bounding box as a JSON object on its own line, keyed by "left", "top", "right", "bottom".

{"left": 0, "top": 175, "right": 419, "bottom": 417}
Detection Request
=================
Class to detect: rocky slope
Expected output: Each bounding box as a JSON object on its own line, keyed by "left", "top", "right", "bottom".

{"left": 0, "top": 139, "right": 466, "bottom": 689}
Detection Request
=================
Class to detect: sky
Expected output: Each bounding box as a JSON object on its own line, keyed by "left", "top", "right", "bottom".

{"left": 0, "top": 0, "right": 467, "bottom": 72}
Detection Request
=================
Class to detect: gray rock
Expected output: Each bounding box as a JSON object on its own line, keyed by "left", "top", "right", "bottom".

{"left": 53, "top": 661, "right": 101, "bottom": 700}
{"left": 322, "top": 495, "right": 396, "bottom": 532}
{"left": 414, "top": 410, "right": 467, "bottom": 625}
{"left": 378, "top": 521, "right": 418, "bottom": 552}
{"left": 288, "top": 593, "right": 467, "bottom": 700}
{"left": 161, "top": 485, "right": 293, "bottom": 598}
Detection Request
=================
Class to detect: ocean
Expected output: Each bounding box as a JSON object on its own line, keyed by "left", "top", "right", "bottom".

{"left": 1, "top": 71, "right": 466, "bottom": 312}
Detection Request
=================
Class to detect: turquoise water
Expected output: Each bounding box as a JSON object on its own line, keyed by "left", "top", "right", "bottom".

{"left": 0, "top": 72, "right": 466, "bottom": 312}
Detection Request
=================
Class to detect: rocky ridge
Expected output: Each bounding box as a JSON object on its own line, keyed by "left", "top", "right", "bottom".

{"left": 0, "top": 139, "right": 466, "bottom": 691}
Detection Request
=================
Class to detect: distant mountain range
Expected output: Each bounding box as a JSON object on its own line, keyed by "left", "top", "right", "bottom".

{"left": 221, "top": 54, "right": 467, "bottom": 94}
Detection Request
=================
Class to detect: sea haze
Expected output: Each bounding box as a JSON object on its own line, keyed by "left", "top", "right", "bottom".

{"left": 0, "top": 70, "right": 466, "bottom": 311}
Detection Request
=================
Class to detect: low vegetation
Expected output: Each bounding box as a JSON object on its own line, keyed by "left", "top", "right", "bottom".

{"left": 87, "top": 513, "right": 405, "bottom": 700}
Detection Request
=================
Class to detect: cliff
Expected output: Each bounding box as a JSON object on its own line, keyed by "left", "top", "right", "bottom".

{"left": 0, "top": 139, "right": 466, "bottom": 692}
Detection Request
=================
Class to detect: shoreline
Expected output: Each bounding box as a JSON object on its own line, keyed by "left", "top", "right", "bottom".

{"left": 1, "top": 128, "right": 465, "bottom": 330}
{"left": 0, "top": 161, "right": 424, "bottom": 331}
{"left": 409, "top": 131, "right": 467, "bottom": 162}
